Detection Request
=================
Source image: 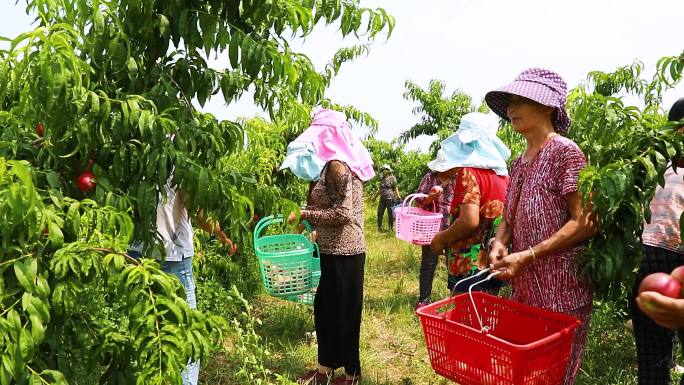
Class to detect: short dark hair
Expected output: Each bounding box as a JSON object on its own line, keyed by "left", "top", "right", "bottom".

{"left": 668, "top": 97, "right": 684, "bottom": 122}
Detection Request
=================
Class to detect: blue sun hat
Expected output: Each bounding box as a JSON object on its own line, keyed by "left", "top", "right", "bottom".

{"left": 429, "top": 112, "right": 511, "bottom": 175}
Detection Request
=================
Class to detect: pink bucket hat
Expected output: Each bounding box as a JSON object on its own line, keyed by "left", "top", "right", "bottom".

{"left": 485, "top": 68, "right": 571, "bottom": 133}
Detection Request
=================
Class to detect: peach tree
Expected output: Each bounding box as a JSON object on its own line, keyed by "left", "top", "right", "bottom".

{"left": 0, "top": 0, "right": 393, "bottom": 383}
{"left": 568, "top": 55, "right": 684, "bottom": 291}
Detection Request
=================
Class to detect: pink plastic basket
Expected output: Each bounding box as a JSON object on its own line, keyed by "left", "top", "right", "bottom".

{"left": 395, "top": 193, "right": 443, "bottom": 245}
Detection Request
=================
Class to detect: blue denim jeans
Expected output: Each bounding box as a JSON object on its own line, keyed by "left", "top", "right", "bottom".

{"left": 128, "top": 251, "right": 199, "bottom": 385}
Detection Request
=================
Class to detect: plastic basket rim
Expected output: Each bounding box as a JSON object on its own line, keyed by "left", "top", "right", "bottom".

{"left": 396, "top": 208, "right": 443, "bottom": 219}
{"left": 255, "top": 235, "right": 316, "bottom": 257}
{"left": 416, "top": 292, "right": 580, "bottom": 350}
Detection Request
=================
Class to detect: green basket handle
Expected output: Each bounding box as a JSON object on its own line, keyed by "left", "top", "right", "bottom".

{"left": 313, "top": 240, "right": 320, "bottom": 259}
{"left": 252, "top": 214, "right": 313, "bottom": 247}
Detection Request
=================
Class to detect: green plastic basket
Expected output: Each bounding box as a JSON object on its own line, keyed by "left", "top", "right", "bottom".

{"left": 253, "top": 215, "right": 319, "bottom": 297}
{"left": 286, "top": 255, "right": 321, "bottom": 305}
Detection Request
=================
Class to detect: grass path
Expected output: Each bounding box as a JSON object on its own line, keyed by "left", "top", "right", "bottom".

{"left": 207, "top": 203, "right": 684, "bottom": 384}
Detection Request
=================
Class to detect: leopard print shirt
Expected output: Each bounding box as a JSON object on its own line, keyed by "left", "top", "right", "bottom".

{"left": 302, "top": 161, "right": 366, "bottom": 255}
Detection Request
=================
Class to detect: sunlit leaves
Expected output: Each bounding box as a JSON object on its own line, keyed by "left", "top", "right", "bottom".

{"left": 569, "top": 58, "right": 684, "bottom": 291}
{"left": 1, "top": 0, "right": 394, "bottom": 383}
{"left": 399, "top": 79, "right": 478, "bottom": 154}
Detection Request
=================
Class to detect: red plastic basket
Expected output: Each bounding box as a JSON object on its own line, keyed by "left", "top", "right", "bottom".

{"left": 416, "top": 292, "right": 580, "bottom": 385}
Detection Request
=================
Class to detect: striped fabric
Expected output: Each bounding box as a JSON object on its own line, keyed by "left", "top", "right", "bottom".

{"left": 642, "top": 167, "right": 684, "bottom": 253}
{"left": 506, "top": 135, "right": 593, "bottom": 385}
{"left": 506, "top": 135, "right": 592, "bottom": 313}
{"left": 415, "top": 171, "right": 457, "bottom": 230}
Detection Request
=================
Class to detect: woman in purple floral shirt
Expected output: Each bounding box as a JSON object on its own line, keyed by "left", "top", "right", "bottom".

{"left": 414, "top": 154, "right": 458, "bottom": 308}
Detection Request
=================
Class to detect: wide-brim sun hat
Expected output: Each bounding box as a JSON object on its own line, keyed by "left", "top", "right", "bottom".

{"left": 427, "top": 149, "right": 456, "bottom": 172}
{"left": 380, "top": 164, "right": 392, "bottom": 172}
{"left": 485, "top": 68, "right": 571, "bottom": 133}
{"left": 428, "top": 112, "right": 510, "bottom": 176}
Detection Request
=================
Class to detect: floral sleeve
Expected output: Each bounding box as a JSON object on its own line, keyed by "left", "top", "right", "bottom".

{"left": 451, "top": 168, "right": 481, "bottom": 213}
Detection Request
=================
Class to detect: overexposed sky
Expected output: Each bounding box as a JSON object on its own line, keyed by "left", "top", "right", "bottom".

{"left": 2, "top": 1, "right": 683, "bottom": 151}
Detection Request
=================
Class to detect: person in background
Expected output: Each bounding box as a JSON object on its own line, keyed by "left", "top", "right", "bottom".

{"left": 414, "top": 151, "right": 458, "bottom": 309}
{"left": 129, "top": 185, "right": 236, "bottom": 385}
{"left": 486, "top": 68, "right": 598, "bottom": 385}
{"left": 633, "top": 97, "right": 684, "bottom": 385}
{"left": 429, "top": 112, "right": 510, "bottom": 295}
{"left": 375, "top": 164, "right": 400, "bottom": 232}
{"left": 280, "top": 109, "right": 374, "bottom": 385}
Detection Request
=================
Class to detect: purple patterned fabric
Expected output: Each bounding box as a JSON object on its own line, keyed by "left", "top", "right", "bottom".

{"left": 485, "top": 68, "right": 571, "bottom": 133}
{"left": 415, "top": 172, "right": 457, "bottom": 230}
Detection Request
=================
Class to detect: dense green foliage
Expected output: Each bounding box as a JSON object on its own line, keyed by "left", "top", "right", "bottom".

{"left": 0, "top": 0, "right": 394, "bottom": 383}
{"left": 568, "top": 57, "right": 684, "bottom": 291}
{"left": 399, "top": 79, "right": 491, "bottom": 155}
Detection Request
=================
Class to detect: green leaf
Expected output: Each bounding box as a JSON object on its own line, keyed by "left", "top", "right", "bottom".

{"left": 94, "top": 9, "right": 105, "bottom": 34}
{"left": 13, "top": 259, "right": 36, "bottom": 292}
{"left": 637, "top": 156, "right": 657, "bottom": 185}
{"left": 45, "top": 171, "right": 61, "bottom": 189}
{"left": 66, "top": 201, "right": 80, "bottom": 235}
{"left": 158, "top": 14, "right": 170, "bottom": 38}
{"left": 198, "top": 13, "right": 216, "bottom": 54}
{"left": 229, "top": 31, "right": 240, "bottom": 69}
{"left": 127, "top": 57, "right": 138, "bottom": 76}
{"left": 47, "top": 220, "right": 64, "bottom": 248}
{"left": 29, "top": 313, "right": 45, "bottom": 343}
{"left": 240, "top": 36, "right": 253, "bottom": 72}
{"left": 19, "top": 327, "right": 34, "bottom": 360}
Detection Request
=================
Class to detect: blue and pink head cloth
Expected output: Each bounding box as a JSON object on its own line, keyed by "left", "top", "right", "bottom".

{"left": 279, "top": 109, "right": 375, "bottom": 182}
{"left": 428, "top": 112, "right": 511, "bottom": 176}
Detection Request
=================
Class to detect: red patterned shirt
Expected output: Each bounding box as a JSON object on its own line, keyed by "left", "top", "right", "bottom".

{"left": 448, "top": 167, "right": 509, "bottom": 273}
{"left": 506, "top": 136, "right": 592, "bottom": 312}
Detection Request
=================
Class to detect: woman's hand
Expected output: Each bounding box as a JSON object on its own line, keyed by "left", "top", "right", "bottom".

{"left": 637, "top": 291, "right": 684, "bottom": 330}
{"left": 287, "top": 211, "right": 297, "bottom": 224}
{"left": 490, "top": 249, "right": 533, "bottom": 280}
{"left": 488, "top": 240, "right": 509, "bottom": 266}
{"left": 430, "top": 231, "right": 448, "bottom": 255}
{"left": 216, "top": 231, "right": 238, "bottom": 255}
{"left": 429, "top": 185, "right": 443, "bottom": 199}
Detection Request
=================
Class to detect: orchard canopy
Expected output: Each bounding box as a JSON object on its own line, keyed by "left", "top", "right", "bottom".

{"left": 0, "top": 0, "right": 682, "bottom": 384}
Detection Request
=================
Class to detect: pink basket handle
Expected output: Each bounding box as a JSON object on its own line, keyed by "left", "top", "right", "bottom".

{"left": 400, "top": 193, "right": 436, "bottom": 214}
